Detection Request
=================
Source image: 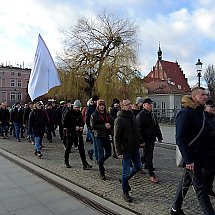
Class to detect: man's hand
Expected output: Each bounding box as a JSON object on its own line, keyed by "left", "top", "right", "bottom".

{"left": 105, "top": 123, "right": 111, "bottom": 129}
{"left": 76, "top": 126, "right": 80, "bottom": 131}
{"left": 118, "top": 155, "right": 123, "bottom": 159}
{"left": 186, "top": 162, "right": 194, "bottom": 171}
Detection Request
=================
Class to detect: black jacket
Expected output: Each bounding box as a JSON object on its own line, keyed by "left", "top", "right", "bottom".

{"left": 86, "top": 104, "right": 96, "bottom": 128}
{"left": 175, "top": 96, "right": 207, "bottom": 166}
{"left": 28, "top": 109, "right": 48, "bottom": 137}
{"left": 23, "top": 107, "right": 32, "bottom": 125}
{"left": 90, "top": 110, "right": 113, "bottom": 138}
{"left": 114, "top": 110, "right": 140, "bottom": 155}
{"left": 62, "top": 109, "right": 84, "bottom": 134}
{"left": 0, "top": 108, "right": 10, "bottom": 124}
{"left": 205, "top": 112, "right": 215, "bottom": 156}
{"left": 10, "top": 107, "right": 24, "bottom": 124}
{"left": 136, "top": 109, "right": 163, "bottom": 143}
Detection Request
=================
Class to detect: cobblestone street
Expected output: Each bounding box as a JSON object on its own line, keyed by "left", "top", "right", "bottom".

{"left": 0, "top": 125, "right": 214, "bottom": 215}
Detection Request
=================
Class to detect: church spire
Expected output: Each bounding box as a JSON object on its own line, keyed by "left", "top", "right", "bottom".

{"left": 157, "top": 43, "right": 162, "bottom": 60}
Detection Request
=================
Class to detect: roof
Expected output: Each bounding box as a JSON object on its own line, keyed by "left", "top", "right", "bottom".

{"left": 145, "top": 80, "right": 186, "bottom": 94}
{"left": 145, "top": 60, "right": 191, "bottom": 94}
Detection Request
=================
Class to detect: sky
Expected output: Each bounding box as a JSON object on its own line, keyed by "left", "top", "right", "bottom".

{"left": 1, "top": 0, "right": 215, "bottom": 87}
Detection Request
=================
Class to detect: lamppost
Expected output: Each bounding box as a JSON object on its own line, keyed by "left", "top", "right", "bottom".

{"left": 195, "top": 59, "right": 203, "bottom": 87}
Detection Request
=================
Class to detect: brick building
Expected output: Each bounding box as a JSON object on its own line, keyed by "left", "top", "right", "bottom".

{"left": 144, "top": 45, "right": 191, "bottom": 120}
{"left": 0, "top": 65, "right": 31, "bottom": 106}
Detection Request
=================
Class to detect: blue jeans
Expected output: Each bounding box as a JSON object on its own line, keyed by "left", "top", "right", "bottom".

{"left": 172, "top": 167, "right": 215, "bottom": 215}
{"left": 121, "top": 151, "right": 142, "bottom": 194}
{"left": 95, "top": 137, "right": 111, "bottom": 175}
{"left": 89, "top": 131, "right": 98, "bottom": 161}
{"left": 34, "top": 136, "right": 43, "bottom": 152}
{"left": 13, "top": 122, "right": 22, "bottom": 140}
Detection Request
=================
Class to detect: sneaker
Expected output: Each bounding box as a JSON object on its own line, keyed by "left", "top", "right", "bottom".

{"left": 208, "top": 190, "right": 215, "bottom": 198}
{"left": 74, "top": 146, "right": 78, "bottom": 150}
{"left": 38, "top": 153, "right": 43, "bottom": 158}
{"left": 171, "top": 208, "right": 186, "bottom": 215}
{"left": 83, "top": 163, "right": 93, "bottom": 170}
{"left": 16, "top": 139, "right": 20, "bottom": 142}
{"left": 122, "top": 193, "right": 132, "bottom": 203}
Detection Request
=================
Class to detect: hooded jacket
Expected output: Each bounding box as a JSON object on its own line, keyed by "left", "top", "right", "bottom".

{"left": 176, "top": 95, "right": 207, "bottom": 166}
{"left": 114, "top": 110, "right": 140, "bottom": 155}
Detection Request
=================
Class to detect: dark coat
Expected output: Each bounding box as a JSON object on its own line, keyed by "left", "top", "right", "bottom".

{"left": 136, "top": 109, "right": 163, "bottom": 143}
{"left": 205, "top": 112, "right": 215, "bottom": 156}
{"left": 56, "top": 105, "right": 64, "bottom": 125}
{"left": 109, "top": 107, "right": 120, "bottom": 121}
{"left": 28, "top": 109, "right": 48, "bottom": 137}
{"left": 62, "top": 109, "right": 84, "bottom": 134}
{"left": 10, "top": 107, "right": 24, "bottom": 124}
{"left": 90, "top": 110, "right": 113, "bottom": 138}
{"left": 114, "top": 110, "right": 140, "bottom": 155}
{"left": 86, "top": 104, "right": 96, "bottom": 128}
{"left": 45, "top": 108, "right": 57, "bottom": 127}
{"left": 0, "top": 108, "right": 10, "bottom": 124}
{"left": 175, "top": 96, "right": 207, "bottom": 166}
{"left": 23, "top": 107, "right": 32, "bottom": 125}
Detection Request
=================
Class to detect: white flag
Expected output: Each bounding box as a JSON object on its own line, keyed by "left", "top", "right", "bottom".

{"left": 28, "top": 34, "right": 61, "bottom": 101}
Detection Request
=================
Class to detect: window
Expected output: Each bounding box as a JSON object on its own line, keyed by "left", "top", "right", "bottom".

{"left": 17, "top": 92, "right": 22, "bottom": 100}
{"left": 18, "top": 72, "right": 21, "bottom": 76}
{"left": 17, "top": 80, "right": 22, "bottom": 87}
{"left": 161, "top": 102, "right": 166, "bottom": 115}
{"left": 10, "top": 92, "right": 16, "bottom": 101}
{"left": 11, "top": 72, "right": 15, "bottom": 76}
{"left": 10, "top": 79, "right": 15, "bottom": 87}
{"left": 2, "top": 79, "right": 5, "bottom": 87}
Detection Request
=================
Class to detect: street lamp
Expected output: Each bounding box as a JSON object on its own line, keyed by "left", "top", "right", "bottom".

{"left": 195, "top": 59, "right": 202, "bottom": 87}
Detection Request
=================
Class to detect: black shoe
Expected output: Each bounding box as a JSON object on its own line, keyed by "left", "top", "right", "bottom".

{"left": 83, "top": 163, "right": 93, "bottom": 170}
{"left": 16, "top": 139, "right": 20, "bottom": 142}
{"left": 118, "top": 178, "right": 131, "bottom": 191}
{"left": 65, "top": 163, "right": 71, "bottom": 168}
{"left": 34, "top": 150, "right": 37, "bottom": 156}
{"left": 100, "top": 174, "right": 106, "bottom": 181}
{"left": 170, "top": 208, "right": 186, "bottom": 215}
{"left": 208, "top": 190, "right": 215, "bottom": 198}
{"left": 88, "top": 150, "right": 93, "bottom": 160}
{"left": 122, "top": 193, "right": 132, "bottom": 203}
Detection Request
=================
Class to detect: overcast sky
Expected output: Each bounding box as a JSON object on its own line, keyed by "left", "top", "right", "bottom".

{"left": 1, "top": 0, "right": 215, "bottom": 87}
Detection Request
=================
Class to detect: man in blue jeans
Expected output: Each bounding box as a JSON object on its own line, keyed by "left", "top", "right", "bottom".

{"left": 114, "top": 99, "right": 142, "bottom": 203}
{"left": 171, "top": 87, "right": 215, "bottom": 215}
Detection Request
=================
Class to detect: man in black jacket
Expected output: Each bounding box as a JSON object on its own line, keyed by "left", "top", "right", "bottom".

{"left": 114, "top": 99, "right": 142, "bottom": 203}
{"left": 0, "top": 102, "right": 10, "bottom": 138}
{"left": 62, "top": 100, "right": 93, "bottom": 169}
{"left": 136, "top": 98, "right": 162, "bottom": 184}
{"left": 171, "top": 87, "right": 215, "bottom": 215}
{"left": 204, "top": 99, "right": 215, "bottom": 197}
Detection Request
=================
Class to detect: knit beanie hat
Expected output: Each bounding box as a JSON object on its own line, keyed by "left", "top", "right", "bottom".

{"left": 136, "top": 97, "right": 144, "bottom": 104}
{"left": 73, "top": 100, "right": 81, "bottom": 108}
{"left": 92, "top": 95, "right": 99, "bottom": 102}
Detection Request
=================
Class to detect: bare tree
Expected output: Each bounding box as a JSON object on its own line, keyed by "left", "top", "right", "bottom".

{"left": 58, "top": 10, "right": 140, "bottom": 97}
{"left": 204, "top": 64, "right": 215, "bottom": 101}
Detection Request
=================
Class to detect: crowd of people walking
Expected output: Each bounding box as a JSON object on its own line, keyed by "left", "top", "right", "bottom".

{"left": 0, "top": 86, "right": 214, "bottom": 214}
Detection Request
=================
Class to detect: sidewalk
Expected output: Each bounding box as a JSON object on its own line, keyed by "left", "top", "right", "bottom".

{"left": 0, "top": 125, "right": 214, "bottom": 215}
{"left": 0, "top": 154, "right": 100, "bottom": 215}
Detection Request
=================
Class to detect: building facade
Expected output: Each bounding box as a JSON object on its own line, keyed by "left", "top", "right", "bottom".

{"left": 0, "top": 65, "right": 31, "bottom": 106}
{"left": 144, "top": 45, "right": 191, "bottom": 122}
